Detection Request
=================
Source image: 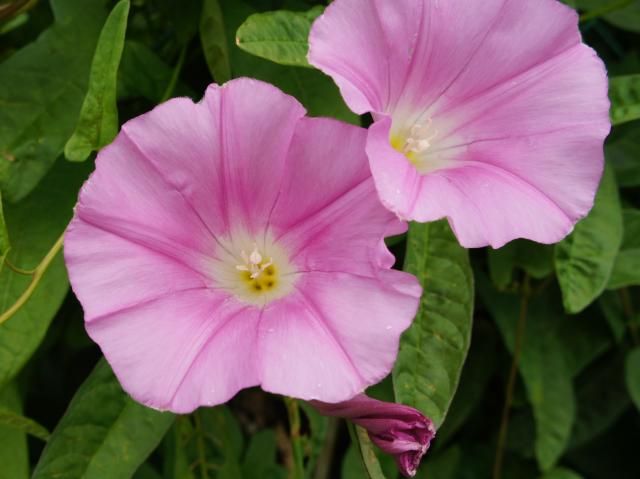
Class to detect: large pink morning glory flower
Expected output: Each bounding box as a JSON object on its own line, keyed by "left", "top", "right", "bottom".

{"left": 309, "top": 0, "right": 611, "bottom": 248}
{"left": 64, "top": 79, "right": 421, "bottom": 413}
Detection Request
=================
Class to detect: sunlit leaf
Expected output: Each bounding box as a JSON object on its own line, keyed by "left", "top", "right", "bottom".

{"left": 200, "top": 0, "right": 232, "bottom": 83}
{"left": 626, "top": 347, "right": 640, "bottom": 411}
{"left": 0, "top": 0, "right": 108, "bottom": 201}
{"left": 64, "top": 0, "right": 130, "bottom": 162}
{"left": 236, "top": 7, "right": 323, "bottom": 67}
{"left": 555, "top": 164, "right": 623, "bottom": 313}
{"left": 32, "top": 359, "right": 174, "bottom": 479}
{"left": 393, "top": 220, "right": 474, "bottom": 428}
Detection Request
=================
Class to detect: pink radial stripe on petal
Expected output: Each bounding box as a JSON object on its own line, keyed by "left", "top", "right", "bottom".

{"left": 64, "top": 220, "right": 209, "bottom": 321}
{"left": 86, "top": 290, "right": 259, "bottom": 413}
{"left": 309, "top": 0, "right": 611, "bottom": 247}
{"left": 273, "top": 117, "right": 407, "bottom": 275}
{"left": 259, "top": 271, "right": 420, "bottom": 402}
{"left": 64, "top": 78, "right": 421, "bottom": 412}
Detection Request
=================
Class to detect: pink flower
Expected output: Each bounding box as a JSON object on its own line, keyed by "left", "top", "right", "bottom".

{"left": 312, "top": 394, "right": 435, "bottom": 477}
{"left": 309, "top": 0, "right": 611, "bottom": 248}
{"left": 64, "top": 79, "right": 421, "bottom": 413}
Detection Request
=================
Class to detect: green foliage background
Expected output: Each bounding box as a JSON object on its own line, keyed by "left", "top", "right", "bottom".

{"left": 0, "top": 0, "right": 639, "bottom": 478}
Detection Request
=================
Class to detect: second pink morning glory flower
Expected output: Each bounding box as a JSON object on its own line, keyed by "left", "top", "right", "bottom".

{"left": 309, "top": 0, "right": 611, "bottom": 248}
{"left": 64, "top": 78, "right": 421, "bottom": 413}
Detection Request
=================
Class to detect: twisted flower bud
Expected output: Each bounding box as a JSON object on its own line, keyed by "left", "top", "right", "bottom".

{"left": 311, "top": 394, "right": 435, "bottom": 477}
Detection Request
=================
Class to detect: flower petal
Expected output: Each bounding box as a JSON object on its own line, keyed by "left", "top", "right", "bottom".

{"left": 202, "top": 79, "right": 306, "bottom": 235}
{"left": 272, "top": 117, "right": 406, "bottom": 274}
{"left": 64, "top": 219, "right": 207, "bottom": 321}
{"left": 86, "top": 289, "right": 259, "bottom": 413}
{"left": 258, "top": 271, "right": 421, "bottom": 402}
{"left": 309, "top": 0, "right": 425, "bottom": 113}
{"left": 368, "top": 117, "right": 576, "bottom": 248}
{"left": 311, "top": 0, "right": 610, "bottom": 248}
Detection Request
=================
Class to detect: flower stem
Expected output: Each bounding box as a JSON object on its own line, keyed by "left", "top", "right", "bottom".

{"left": 285, "top": 397, "right": 305, "bottom": 479}
{"left": 620, "top": 288, "right": 639, "bottom": 346}
{"left": 0, "top": 232, "right": 64, "bottom": 326}
{"left": 492, "top": 275, "right": 530, "bottom": 479}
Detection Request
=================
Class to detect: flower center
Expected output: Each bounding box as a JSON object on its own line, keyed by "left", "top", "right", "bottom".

{"left": 209, "top": 232, "right": 296, "bottom": 306}
{"left": 390, "top": 119, "right": 453, "bottom": 175}
{"left": 235, "top": 245, "right": 278, "bottom": 292}
{"left": 403, "top": 121, "right": 437, "bottom": 155}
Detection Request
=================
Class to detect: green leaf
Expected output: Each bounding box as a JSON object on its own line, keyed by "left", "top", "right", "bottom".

{"left": 220, "top": 0, "right": 357, "bottom": 123}
{"left": 354, "top": 426, "right": 388, "bottom": 479}
{"left": 241, "top": 430, "right": 286, "bottom": 479}
{"left": 0, "top": 407, "right": 50, "bottom": 440}
{"left": 599, "top": 291, "right": 628, "bottom": 343}
{"left": 393, "top": 220, "right": 474, "bottom": 428}
{"left": 556, "top": 304, "right": 613, "bottom": 377}
{"left": 569, "top": 352, "right": 629, "bottom": 450}
{"left": 488, "top": 240, "right": 554, "bottom": 289}
{"left": 626, "top": 347, "right": 640, "bottom": 411}
{"left": 480, "top": 286, "right": 575, "bottom": 471}
{"left": 540, "top": 467, "right": 583, "bottom": 479}
{"left": 607, "top": 122, "right": 640, "bottom": 188}
{"left": 555, "top": 164, "right": 623, "bottom": 313}
{"left": 607, "top": 209, "right": 640, "bottom": 289}
{"left": 435, "top": 321, "right": 497, "bottom": 445}
{"left": 419, "top": 446, "right": 461, "bottom": 479}
{"left": 32, "top": 359, "right": 174, "bottom": 479}
{"left": 163, "top": 407, "right": 244, "bottom": 479}
{"left": 609, "top": 75, "right": 640, "bottom": 125}
{"left": 236, "top": 7, "right": 323, "bottom": 68}
{"left": 64, "top": 0, "right": 130, "bottom": 162}
{"left": 300, "top": 402, "right": 329, "bottom": 479}
{"left": 0, "top": 159, "right": 93, "bottom": 390}
{"left": 0, "top": 0, "right": 108, "bottom": 201}
{"left": 0, "top": 190, "right": 9, "bottom": 270}
{"left": 0, "top": 383, "right": 29, "bottom": 479}
{"left": 200, "top": 0, "right": 232, "bottom": 83}
{"left": 578, "top": 0, "right": 640, "bottom": 33}
{"left": 118, "top": 41, "right": 193, "bottom": 103}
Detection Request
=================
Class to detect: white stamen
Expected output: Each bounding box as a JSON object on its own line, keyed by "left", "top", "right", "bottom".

{"left": 403, "top": 120, "right": 438, "bottom": 155}
{"left": 249, "top": 245, "right": 262, "bottom": 265}
{"left": 236, "top": 245, "right": 273, "bottom": 280}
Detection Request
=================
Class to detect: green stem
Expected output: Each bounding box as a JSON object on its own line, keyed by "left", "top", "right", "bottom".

{"left": 492, "top": 275, "right": 530, "bottom": 479}
{"left": 161, "top": 44, "right": 187, "bottom": 102}
{"left": 580, "top": 0, "right": 633, "bottom": 23}
{"left": 620, "top": 288, "right": 639, "bottom": 346}
{"left": 193, "top": 412, "right": 211, "bottom": 479}
{"left": 285, "top": 397, "right": 305, "bottom": 479}
{"left": 0, "top": 232, "right": 64, "bottom": 326}
{"left": 4, "top": 258, "right": 34, "bottom": 276}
